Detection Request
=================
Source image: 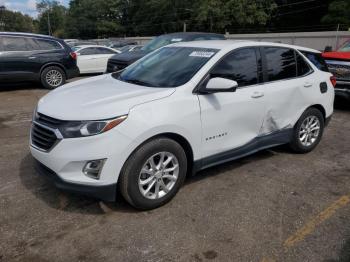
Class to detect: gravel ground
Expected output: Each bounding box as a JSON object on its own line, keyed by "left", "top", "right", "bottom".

{"left": 0, "top": 81, "right": 349, "bottom": 262}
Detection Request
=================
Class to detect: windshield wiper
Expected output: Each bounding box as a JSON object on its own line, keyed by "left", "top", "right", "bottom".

{"left": 123, "top": 78, "right": 158, "bottom": 87}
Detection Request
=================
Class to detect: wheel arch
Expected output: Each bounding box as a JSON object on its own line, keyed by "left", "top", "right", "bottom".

{"left": 307, "top": 104, "right": 326, "bottom": 121}
{"left": 155, "top": 132, "right": 194, "bottom": 176}
{"left": 39, "top": 63, "right": 67, "bottom": 79}
{"left": 120, "top": 132, "right": 195, "bottom": 180}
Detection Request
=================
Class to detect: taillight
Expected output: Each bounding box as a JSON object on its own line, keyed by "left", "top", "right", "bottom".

{"left": 70, "top": 52, "right": 77, "bottom": 60}
{"left": 330, "top": 76, "right": 336, "bottom": 87}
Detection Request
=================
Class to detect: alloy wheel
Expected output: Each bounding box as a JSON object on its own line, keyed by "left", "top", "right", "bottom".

{"left": 138, "top": 152, "right": 179, "bottom": 200}
{"left": 46, "top": 70, "right": 63, "bottom": 87}
{"left": 299, "top": 115, "right": 321, "bottom": 147}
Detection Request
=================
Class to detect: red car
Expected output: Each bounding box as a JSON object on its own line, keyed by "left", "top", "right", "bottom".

{"left": 322, "top": 40, "right": 350, "bottom": 100}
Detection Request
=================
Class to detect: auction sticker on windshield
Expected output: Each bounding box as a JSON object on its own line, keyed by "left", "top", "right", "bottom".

{"left": 189, "top": 51, "right": 215, "bottom": 58}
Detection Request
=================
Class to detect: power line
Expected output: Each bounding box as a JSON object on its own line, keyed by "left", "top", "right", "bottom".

{"left": 275, "top": 5, "right": 327, "bottom": 16}
{"left": 276, "top": 0, "right": 320, "bottom": 8}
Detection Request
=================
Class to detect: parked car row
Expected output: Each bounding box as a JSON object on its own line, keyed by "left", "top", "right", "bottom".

{"left": 106, "top": 32, "right": 226, "bottom": 72}
{"left": 0, "top": 32, "right": 226, "bottom": 88}
{"left": 0, "top": 32, "right": 79, "bottom": 89}
{"left": 322, "top": 40, "right": 350, "bottom": 100}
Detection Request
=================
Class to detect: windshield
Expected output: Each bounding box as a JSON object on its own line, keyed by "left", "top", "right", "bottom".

{"left": 339, "top": 41, "right": 350, "bottom": 52}
{"left": 141, "top": 35, "right": 184, "bottom": 52}
{"left": 117, "top": 47, "right": 218, "bottom": 87}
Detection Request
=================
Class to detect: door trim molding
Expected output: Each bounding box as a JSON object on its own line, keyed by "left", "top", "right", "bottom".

{"left": 193, "top": 128, "right": 293, "bottom": 173}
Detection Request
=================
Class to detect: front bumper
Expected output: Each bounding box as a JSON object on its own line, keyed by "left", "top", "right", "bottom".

{"left": 30, "top": 122, "right": 137, "bottom": 201}
{"left": 34, "top": 159, "right": 116, "bottom": 201}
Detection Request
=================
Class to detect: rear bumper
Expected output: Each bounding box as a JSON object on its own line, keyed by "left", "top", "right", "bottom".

{"left": 34, "top": 159, "right": 117, "bottom": 202}
{"left": 66, "top": 66, "right": 80, "bottom": 79}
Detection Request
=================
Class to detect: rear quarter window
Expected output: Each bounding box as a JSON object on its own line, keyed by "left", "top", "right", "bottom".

{"left": 300, "top": 51, "right": 329, "bottom": 72}
{"left": 34, "top": 39, "right": 63, "bottom": 51}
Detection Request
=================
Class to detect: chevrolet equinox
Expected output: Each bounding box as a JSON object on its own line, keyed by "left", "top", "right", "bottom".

{"left": 30, "top": 41, "right": 334, "bottom": 210}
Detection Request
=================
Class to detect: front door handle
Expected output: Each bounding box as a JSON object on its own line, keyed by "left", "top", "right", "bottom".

{"left": 304, "top": 82, "right": 313, "bottom": 88}
{"left": 251, "top": 92, "right": 264, "bottom": 98}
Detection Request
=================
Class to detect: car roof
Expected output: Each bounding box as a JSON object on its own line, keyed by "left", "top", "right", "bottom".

{"left": 74, "top": 45, "right": 112, "bottom": 49}
{"left": 170, "top": 40, "right": 321, "bottom": 53}
{"left": 0, "top": 32, "right": 61, "bottom": 41}
{"left": 159, "top": 32, "right": 225, "bottom": 39}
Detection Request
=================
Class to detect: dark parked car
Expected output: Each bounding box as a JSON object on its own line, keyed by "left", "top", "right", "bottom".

{"left": 106, "top": 32, "right": 226, "bottom": 73}
{"left": 0, "top": 32, "right": 79, "bottom": 89}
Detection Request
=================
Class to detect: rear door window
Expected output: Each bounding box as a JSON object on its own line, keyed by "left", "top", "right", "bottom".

{"left": 264, "top": 47, "right": 296, "bottom": 81}
{"left": 300, "top": 51, "right": 329, "bottom": 72}
{"left": 210, "top": 48, "right": 259, "bottom": 87}
{"left": 34, "top": 39, "right": 62, "bottom": 50}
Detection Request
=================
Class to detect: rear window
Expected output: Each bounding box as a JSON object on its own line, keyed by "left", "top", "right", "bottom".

{"left": 300, "top": 51, "right": 329, "bottom": 72}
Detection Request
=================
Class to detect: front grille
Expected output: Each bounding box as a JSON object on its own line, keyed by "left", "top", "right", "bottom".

{"left": 326, "top": 61, "right": 350, "bottom": 81}
{"left": 31, "top": 123, "right": 58, "bottom": 151}
{"left": 31, "top": 113, "right": 64, "bottom": 151}
{"left": 107, "top": 60, "right": 128, "bottom": 73}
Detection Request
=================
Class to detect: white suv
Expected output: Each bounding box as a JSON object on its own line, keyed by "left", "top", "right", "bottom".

{"left": 30, "top": 41, "right": 334, "bottom": 210}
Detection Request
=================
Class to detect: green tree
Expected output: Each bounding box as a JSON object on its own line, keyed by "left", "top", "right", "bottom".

{"left": 0, "top": 7, "right": 36, "bottom": 32}
{"left": 195, "top": 0, "right": 277, "bottom": 33}
{"left": 322, "top": 0, "right": 350, "bottom": 27}
{"left": 66, "top": 0, "right": 126, "bottom": 39}
{"left": 37, "top": 0, "right": 67, "bottom": 37}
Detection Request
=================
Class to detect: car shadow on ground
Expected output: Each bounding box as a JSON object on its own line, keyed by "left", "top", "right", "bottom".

{"left": 19, "top": 148, "right": 280, "bottom": 215}
{"left": 334, "top": 97, "right": 350, "bottom": 111}
{"left": 0, "top": 82, "right": 41, "bottom": 91}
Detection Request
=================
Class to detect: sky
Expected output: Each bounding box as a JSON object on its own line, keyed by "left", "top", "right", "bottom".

{"left": 0, "top": 0, "right": 70, "bottom": 17}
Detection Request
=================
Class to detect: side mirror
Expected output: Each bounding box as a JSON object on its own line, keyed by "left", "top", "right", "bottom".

{"left": 202, "top": 77, "right": 238, "bottom": 94}
{"left": 324, "top": 46, "right": 333, "bottom": 52}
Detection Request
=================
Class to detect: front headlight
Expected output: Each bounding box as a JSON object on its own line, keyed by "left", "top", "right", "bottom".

{"left": 59, "top": 115, "right": 127, "bottom": 138}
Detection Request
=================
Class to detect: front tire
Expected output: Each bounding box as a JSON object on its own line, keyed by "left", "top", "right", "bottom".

{"left": 119, "top": 138, "right": 187, "bottom": 210}
{"left": 40, "top": 66, "right": 66, "bottom": 89}
{"left": 289, "top": 108, "right": 325, "bottom": 153}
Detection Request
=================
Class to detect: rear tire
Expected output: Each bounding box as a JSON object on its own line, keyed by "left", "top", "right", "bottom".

{"left": 289, "top": 108, "right": 324, "bottom": 153}
{"left": 119, "top": 137, "right": 187, "bottom": 210}
{"left": 40, "top": 66, "right": 66, "bottom": 89}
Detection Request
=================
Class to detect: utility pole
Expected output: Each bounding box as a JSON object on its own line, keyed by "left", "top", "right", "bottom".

{"left": 335, "top": 23, "right": 340, "bottom": 49}
{"left": 47, "top": 8, "right": 51, "bottom": 35}
{"left": 0, "top": 6, "right": 5, "bottom": 30}
{"left": 183, "top": 22, "right": 186, "bottom": 32}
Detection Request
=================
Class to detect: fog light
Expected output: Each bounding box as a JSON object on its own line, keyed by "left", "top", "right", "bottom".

{"left": 83, "top": 159, "right": 106, "bottom": 179}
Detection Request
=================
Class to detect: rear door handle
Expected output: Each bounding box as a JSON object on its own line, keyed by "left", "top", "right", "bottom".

{"left": 251, "top": 92, "right": 264, "bottom": 98}
{"left": 304, "top": 82, "right": 313, "bottom": 88}
{"left": 28, "top": 56, "right": 37, "bottom": 59}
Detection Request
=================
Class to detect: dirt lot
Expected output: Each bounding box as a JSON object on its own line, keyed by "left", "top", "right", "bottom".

{"left": 0, "top": 81, "right": 350, "bottom": 262}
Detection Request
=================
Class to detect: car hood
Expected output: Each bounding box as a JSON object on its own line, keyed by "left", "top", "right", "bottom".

{"left": 37, "top": 74, "right": 175, "bottom": 121}
{"left": 109, "top": 50, "right": 149, "bottom": 64}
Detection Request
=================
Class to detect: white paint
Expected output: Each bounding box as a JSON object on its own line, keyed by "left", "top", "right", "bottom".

{"left": 31, "top": 40, "right": 334, "bottom": 188}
